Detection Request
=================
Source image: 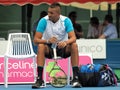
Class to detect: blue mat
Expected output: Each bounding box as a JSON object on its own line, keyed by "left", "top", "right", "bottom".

{"left": 1, "top": 83, "right": 120, "bottom": 90}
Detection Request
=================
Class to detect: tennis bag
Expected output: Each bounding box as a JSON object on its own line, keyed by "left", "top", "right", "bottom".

{"left": 78, "top": 64, "right": 117, "bottom": 87}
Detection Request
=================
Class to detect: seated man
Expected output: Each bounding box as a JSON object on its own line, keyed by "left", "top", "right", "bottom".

{"left": 99, "top": 14, "right": 118, "bottom": 39}
{"left": 32, "top": 2, "right": 82, "bottom": 88}
{"left": 87, "top": 17, "right": 103, "bottom": 39}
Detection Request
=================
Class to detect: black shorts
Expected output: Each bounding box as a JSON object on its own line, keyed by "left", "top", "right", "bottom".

{"left": 45, "top": 44, "right": 70, "bottom": 59}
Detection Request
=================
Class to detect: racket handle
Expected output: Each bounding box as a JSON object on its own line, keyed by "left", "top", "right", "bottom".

{"left": 51, "top": 44, "right": 57, "bottom": 59}
{"left": 53, "top": 48, "right": 57, "bottom": 59}
{"left": 51, "top": 44, "right": 56, "bottom": 48}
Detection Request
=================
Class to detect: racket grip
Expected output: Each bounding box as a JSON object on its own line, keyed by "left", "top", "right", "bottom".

{"left": 53, "top": 48, "right": 57, "bottom": 59}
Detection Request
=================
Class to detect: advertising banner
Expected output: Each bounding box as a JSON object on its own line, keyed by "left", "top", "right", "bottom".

{"left": 76, "top": 39, "right": 106, "bottom": 59}
{"left": 0, "top": 54, "right": 92, "bottom": 84}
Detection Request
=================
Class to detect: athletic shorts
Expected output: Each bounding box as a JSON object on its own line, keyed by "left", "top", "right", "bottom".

{"left": 45, "top": 44, "right": 70, "bottom": 59}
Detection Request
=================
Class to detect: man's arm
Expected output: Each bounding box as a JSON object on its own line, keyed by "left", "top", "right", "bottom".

{"left": 66, "top": 31, "right": 76, "bottom": 44}
{"left": 57, "top": 30, "right": 76, "bottom": 49}
{"left": 33, "top": 32, "right": 47, "bottom": 45}
{"left": 99, "top": 34, "right": 106, "bottom": 39}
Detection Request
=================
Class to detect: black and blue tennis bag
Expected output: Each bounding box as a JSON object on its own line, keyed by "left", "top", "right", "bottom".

{"left": 79, "top": 64, "right": 117, "bottom": 87}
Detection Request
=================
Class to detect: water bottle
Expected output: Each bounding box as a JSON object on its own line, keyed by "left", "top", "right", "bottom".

{"left": 51, "top": 43, "right": 56, "bottom": 49}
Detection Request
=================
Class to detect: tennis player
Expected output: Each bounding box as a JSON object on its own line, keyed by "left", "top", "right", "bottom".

{"left": 32, "top": 2, "right": 82, "bottom": 88}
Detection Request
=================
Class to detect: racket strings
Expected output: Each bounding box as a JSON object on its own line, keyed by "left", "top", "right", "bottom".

{"left": 48, "top": 60, "right": 67, "bottom": 88}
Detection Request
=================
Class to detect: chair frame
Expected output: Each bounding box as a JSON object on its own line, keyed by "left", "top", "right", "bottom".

{"left": 4, "top": 33, "right": 36, "bottom": 88}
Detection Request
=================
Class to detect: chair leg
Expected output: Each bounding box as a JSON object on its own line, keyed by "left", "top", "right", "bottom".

{"left": 33, "top": 56, "right": 36, "bottom": 82}
{"left": 43, "top": 59, "right": 47, "bottom": 87}
{"left": 67, "top": 58, "right": 71, "bottom": 86}
{"left": 4, "top": 57, "right": 8, "bottom": 88}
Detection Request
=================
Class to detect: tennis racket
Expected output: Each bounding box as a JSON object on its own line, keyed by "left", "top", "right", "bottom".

{"left": 48, "top": 44, "right": 67, "bottom": 88}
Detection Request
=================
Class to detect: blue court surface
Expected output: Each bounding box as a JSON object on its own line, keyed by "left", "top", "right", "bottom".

{"left": 0, "top": 83, "right": 120, "bottom": 90}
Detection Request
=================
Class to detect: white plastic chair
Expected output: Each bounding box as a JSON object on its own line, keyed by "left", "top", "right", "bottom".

{"left": 43, "top": 57, "right": 71, "bottom": 87}
{"left": 4, "top": 33, "right": 36, "bottom": 88}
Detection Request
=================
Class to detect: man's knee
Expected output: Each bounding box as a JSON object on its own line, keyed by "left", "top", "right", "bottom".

{"left": 71, "top": 43, "right": 78, "bottom": 49}
{"left": 38, "top": 44, "right": 46, "bottom": 50}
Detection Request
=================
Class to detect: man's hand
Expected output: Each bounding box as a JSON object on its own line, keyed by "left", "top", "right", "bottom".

{"left": 57, "top": 41, "right": 67, "bottom": 48}
{"left": 48, "top": 37, "right": 58, "bottom": 44}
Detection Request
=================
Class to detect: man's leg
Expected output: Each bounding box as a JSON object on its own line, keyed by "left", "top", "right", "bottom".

{"left": 32, "top": 44, "right": 49, "bottom": 88}
{"left": 66, "top": 43, "right": 82, "bottom": 88}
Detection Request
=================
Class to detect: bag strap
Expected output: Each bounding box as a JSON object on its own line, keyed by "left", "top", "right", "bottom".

{"left": 107, "top": 67, "right": 118, "bottom": 86}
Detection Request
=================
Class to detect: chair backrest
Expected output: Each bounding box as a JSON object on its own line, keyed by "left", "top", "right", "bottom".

{"left": 5, "top": 33, "right": 35, "bottom": 58}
